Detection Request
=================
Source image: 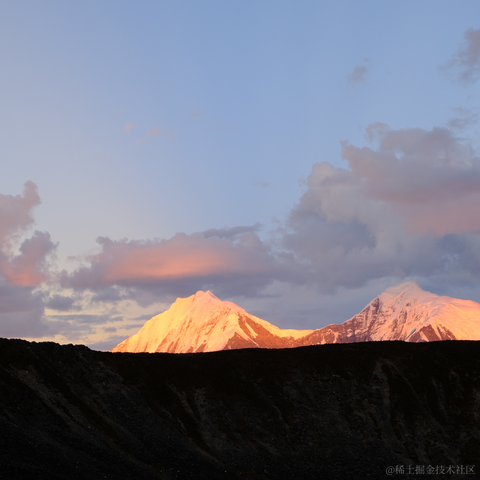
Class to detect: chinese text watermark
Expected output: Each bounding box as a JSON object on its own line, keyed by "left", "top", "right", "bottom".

{"left": 386, "top": 465, "right": 475, "bottom": 475}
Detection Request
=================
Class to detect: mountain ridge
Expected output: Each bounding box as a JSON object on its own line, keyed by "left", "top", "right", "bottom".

{"left": 112, "top": 281, "right": 480, "bottom": 353}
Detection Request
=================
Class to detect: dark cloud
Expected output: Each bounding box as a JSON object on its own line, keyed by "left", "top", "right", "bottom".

{"left": 202, "top": 223, "right": 262, "bottom": 239}
{"left": 45, "top": 294, "right": 79, "bottom": 312}
{"left": 0, "top": 280, "right": 50, "bottom": 337}
{"left": 90, "top": 286, "right": 131, "bottom": 304}
{"left": 443, "top": 27, "right": 480, "bottom": 84}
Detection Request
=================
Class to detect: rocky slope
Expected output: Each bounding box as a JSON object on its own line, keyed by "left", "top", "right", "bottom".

{"left": 0, "top": 338, "right": 479, "bottom": 479}
{"left": 112, "top": 282, "right": 480, "bottom": 353}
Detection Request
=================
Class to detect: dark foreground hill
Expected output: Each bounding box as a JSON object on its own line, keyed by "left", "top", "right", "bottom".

{"left": 0, "top": 339, "right": 479, "bottom": 479}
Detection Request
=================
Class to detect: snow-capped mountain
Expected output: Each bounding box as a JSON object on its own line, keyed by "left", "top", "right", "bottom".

{"left": 295, "top": 281, "right": 480, "bottom": 346}
{"left": 111, "top": 290, "right": 313, "bottom": 353}
{"left": 111, "top": 281, "right": 480, "bottom": 353}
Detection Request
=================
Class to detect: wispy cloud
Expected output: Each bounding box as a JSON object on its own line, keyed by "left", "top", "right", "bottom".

{"left": 445, "top": 107, "right": 478, "bottom": 130}
{"left": 147, "top": 126, "right": 159, "bottom": 136}
{"left": 136, "top": 126, "right": 174, "bottom": 145}
{"left": 254, "top": 181, "right": 270, "bottom": 189}
{"left": 442, "top": 27, "right": 480, "bottom": 84}
{"left": 347, "top": 59, "right": 370, "bottom": 84}
{"left": 124, "top": 123, "right": 135, "bottom": 133}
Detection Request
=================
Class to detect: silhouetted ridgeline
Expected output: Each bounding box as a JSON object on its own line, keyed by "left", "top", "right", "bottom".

{"left": 0, "top": 339, "right": 479, "bottom": 479}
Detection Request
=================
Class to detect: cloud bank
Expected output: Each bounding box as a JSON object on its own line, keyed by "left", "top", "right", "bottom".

{"left": 2, "top": 122, "right": 480, "bottom": 341}
{"left": 58, "top": 123, "right": 480, "bottom": 304}
{"left": 282, "top": 124, "right": 480, "bottom": 290}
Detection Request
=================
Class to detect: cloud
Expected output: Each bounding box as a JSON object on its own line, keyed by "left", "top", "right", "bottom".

{"left": 87, "top": 334, "right": 132, "bottom": 351}
{"left": 342, "top": 126, "right": 480, "bottom": 236}
{"left": 61, "top": 229, "right": 286, "bottom": 301}
{"left": 0, "top": 182, "right": 57, "bottom": 338}
{"left": 45, "top": 294, "right": 80, "bottom": 312}
{"left": 445, "top": 107, "right": 478, "bottom": 131}
{"left": 4, "top": 231, "right": 56, "bottom": 286}
{"left": 347, "top": 60, "right": 370, "bottom": 84}
{"left": 58, "top": 122, "right": 480, "bottom": 306}
{"left": 4, "top": 121, "right": 480, "bottom": 343}
{"left": 281, "top": 123, "right": 480, "bottom": 291}
{"left": 0, "top": 274, "right": 53, "bottom": 338}
{"left": 0, "top": 181, "right": 40, "bottom": 247}
{"left": 202, "top": 223, "right": 262, "bottom": 239}
{"left": 136, "top": 126, "right": 174, "bottom": 145}
{"left": 124, "top": 123, "right": 135, "bottom": 133}
{"left": 48, "top": 313, "right": 123, "bottom": 325}
{"left": 443, "top": 27, "right": 480, "bottom": 84}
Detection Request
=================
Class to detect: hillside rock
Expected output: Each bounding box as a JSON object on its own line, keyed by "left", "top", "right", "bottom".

{"left": 0, "top": 338, "right": 479, "bottom": 479}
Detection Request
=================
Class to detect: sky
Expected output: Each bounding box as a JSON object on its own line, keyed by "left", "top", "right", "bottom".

{"left": 1, "top": 1, "right": 480, "bottom": 350}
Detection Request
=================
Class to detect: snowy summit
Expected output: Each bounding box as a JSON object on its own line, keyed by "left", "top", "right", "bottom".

{"left": 111, "top": 282, "right": 480, "bottom": 353}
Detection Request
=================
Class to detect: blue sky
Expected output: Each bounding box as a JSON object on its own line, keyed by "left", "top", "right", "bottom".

{"left": 1, "top": 2, "right": 480, "bottom": 349}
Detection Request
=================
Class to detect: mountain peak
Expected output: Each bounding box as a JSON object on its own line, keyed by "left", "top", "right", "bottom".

{"left": 111, "top": 282, "right": 480, "bottom": 354}
{"left": 379, "top": 280, "right": 433, "bottom": 305}
{"left": 384, "top": 280, "right": 422, "bottom": 294}
{"left": 112, "top": 291, "right": 313, "bottom": 353}
{"left": 192, "top": 290, "right": 220, "bottom": 301}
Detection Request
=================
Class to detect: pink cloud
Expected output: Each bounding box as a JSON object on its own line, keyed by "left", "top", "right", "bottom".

{"left": 4, "top": 231, "right": 56, "bottom": 286}
{"left": 0, "top": 183, "right": 56, "bottom": 338}
{"left": 135, "top": 126, "right": 170, "bottom": 145}
{"left": 63, "top": 229, "right": 283, "bottom": 298}
{"left": 0, "top": 183, "right": 56, "bottom": 286}
{"left": 124, "top": 123, "right": 135, "bottom": 133}
{"left": 147, "top": 126, "right": 159, "bottom": 136}
{"left": 341, "top": 126, "right": 480, "bottom": 236}
{"left": 282, "top": 123, "right": 480, "bottom": 291}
